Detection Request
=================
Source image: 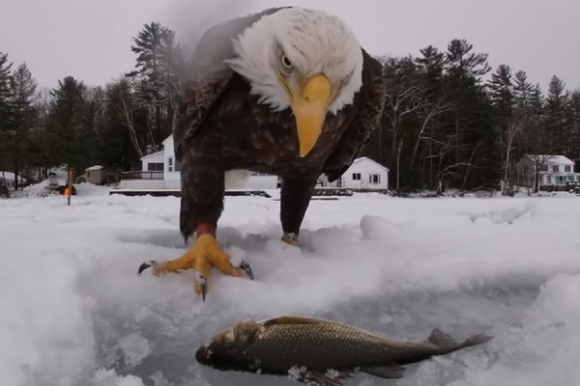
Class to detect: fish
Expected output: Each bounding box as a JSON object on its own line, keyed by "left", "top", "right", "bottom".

{"left": 195, "top": 315, "right": 493, "bottom": 385}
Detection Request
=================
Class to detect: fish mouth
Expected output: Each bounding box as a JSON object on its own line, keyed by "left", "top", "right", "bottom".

{"left": 195, "top": 344, "right": 239, "bottom": 371}
{"left": 195, "top": 345, "right": 211, "bottom": 364}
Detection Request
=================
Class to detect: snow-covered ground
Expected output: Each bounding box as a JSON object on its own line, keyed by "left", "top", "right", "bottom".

{"left": 2, "top": 184, "right": 580, "bottom": 386}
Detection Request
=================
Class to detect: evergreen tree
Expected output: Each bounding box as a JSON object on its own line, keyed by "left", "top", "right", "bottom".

{"left": 544, "top": 76, "right": 569, "bottom": 155}
{"left": 513, "top": 70, "right": 534, "bottom": 109}
{"left": 45, "top": 76, "right": 87, "bottom": 175}
{"left": 97, "top": 79, "right": 149, "bottom": 170}
{"left": 158, "top": 28, "right": 186, "bottom": 131}
{"left": 28, "top": 87, "right": 54, "bottom": 174}
{"left": 3, "top": 30, "right": 579, "bottom": 195}
{"left": 6, "top": 63, "right": 38, "bottom": 188}
{"left": 76, "top": 85, "right": 103, "bottom": 170}
{"left": 487, "top": 64, "right": 514, "bottom": 119}
{"left": 565, "top": 90, "right": 580, "bottom": 163}
{"left": 0, "top": 52, "right": 13, "bottom": 173}
{"left": 443, "top": 39, "right": 498, "bottom": 190}
{"left": 128, "top": 22, "right": 185, "bottom": 149}
{"left": 414, "top": 45, "right": 446, "bottom": 102}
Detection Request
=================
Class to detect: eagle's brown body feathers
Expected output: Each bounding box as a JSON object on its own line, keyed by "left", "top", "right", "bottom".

{"left": 138, "top": 7, "right": 386, "bottom": 300}
{"left": 174, "top": 38, "right": 385, "bottom": 240}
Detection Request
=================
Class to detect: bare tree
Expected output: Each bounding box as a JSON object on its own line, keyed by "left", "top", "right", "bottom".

{"left": 460, "top": 140, "right": 484, "bottom": 192}
{"left": 410, "top": 99, "right": 455, "bottom": 170}
{"left": 377, "top": 55, "right": 426, "bottom": 190}
{"left": 501, "top": 108, "right": 529, "bottom": 192}
{"left": 110, "top": 78, "right": 146, "bottom": 159}
{"left": 427, "top": 133, "right": 461, "bottom": 191}
{"left": 530, "top": 154, "right": 552, "bottom": 193}
{"left": 521, "top": 116, "right": 552, "bottom": 193}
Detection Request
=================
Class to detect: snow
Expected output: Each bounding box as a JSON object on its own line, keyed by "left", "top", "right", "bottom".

{"left": 1, "top": 185, "right": 580, "bottom": 386}
{"left": 86, "top": 165, "right": 105, "bottom": 171}
{"left": 0, "top": 171, "right": 27, "bottom": 183}
{"left": 523, "top": 154, "right": 575, "bottom": 165}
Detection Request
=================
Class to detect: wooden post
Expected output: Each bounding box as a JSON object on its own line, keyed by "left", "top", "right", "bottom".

{"left": 67, "top": 169, "right": 73, "bottom": 206}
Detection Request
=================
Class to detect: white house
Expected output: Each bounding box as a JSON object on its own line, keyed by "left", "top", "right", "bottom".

{"left": 0, "top": 171, "right": 27, "bottom": 189}
{"left": 118, "top": 135, "right": 278, "bottom": 190}
{"left": 319, "top": 156, "right": 389, "bottom": 190}
{"left": 140, "top": 150, "right": 164, "bottom": 176}
{"left": 516, "top": 154, "right": 580, "bottom": 189}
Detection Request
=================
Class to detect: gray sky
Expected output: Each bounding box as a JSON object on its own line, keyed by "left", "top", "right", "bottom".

{"left": 1, "top": 0, "right": 578, "bottom": 92}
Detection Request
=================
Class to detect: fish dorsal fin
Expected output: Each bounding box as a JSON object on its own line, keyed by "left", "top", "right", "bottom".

{"left": 426, "top": 329, "right": 458, "bottom": 349}
{"left": 262, "top": 316, "right": 327, "bottom": 327}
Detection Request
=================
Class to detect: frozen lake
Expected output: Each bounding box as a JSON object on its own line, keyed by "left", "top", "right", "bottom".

{"left": 2, "top": 184, "right": 579, "bottom": 386}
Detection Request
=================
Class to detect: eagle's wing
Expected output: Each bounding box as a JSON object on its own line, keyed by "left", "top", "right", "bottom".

{"left": 173, "top": 7, "right": 290, "bottom": 161}
{"left": 323, "top": 49, "right": 386, "bottom": 182}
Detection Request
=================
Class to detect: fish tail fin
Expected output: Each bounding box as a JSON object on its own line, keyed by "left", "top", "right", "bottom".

{"left": 427, "top": 329, "right": 493, "bottom": 352}
{"left": 459, "top": 333, "right": 494, "bottom": 349}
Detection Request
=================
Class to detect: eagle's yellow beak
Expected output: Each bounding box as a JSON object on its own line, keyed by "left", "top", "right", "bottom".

{"left": 289, "top": 74, "right": 332, "bottom": 157}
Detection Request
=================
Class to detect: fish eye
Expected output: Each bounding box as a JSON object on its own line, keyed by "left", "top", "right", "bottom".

{"left": 280, "top": 54, "right": 293, "bottom": 71}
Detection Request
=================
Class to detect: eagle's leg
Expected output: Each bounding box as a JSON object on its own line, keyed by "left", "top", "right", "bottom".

{"left": 279, "top": 174, "right": 319, "bottom": 247}
{"left": 138, "top": 165, "right": 253, "bottom": 300}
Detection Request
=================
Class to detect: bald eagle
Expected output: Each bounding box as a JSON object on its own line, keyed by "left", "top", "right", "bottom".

{"left": 138, "top": 7, "right": 386, "bottom": 300}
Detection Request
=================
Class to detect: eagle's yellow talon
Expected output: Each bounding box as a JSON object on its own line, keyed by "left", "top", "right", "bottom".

{"left": 152, "top": 264, "right": 166, "bottom": 277}
{"left": 283, "top": 239, "right": 299, "bottom": 247}
{"left": 138, "top": 234, "right": 254, "bottom": 301}
{"left": 282, "top": 232, "right": 299, "bottom": 247}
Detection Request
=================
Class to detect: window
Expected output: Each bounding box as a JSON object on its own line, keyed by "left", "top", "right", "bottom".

{"left": 540, "top": 165, "right": 548, "bottom": 172}
{"left": 352, "top": 173, "right": 361, "bottom": 180}
{"left": 545, "top": 175, "right": 551, "bottom": 184}
{"left": 147, "top": 162, "right": 164, "bottom": 171}
{"left": 565, "top": 165, "right": 571, "bottom": 172}
{"left": 369, "top": 174, "right": 380, "bottom": 184}
{"left": 552, "top": 165, "right": 559, "bottom": 172}
{"left": 167, "top": 157, "right": 182, "bottom": 172}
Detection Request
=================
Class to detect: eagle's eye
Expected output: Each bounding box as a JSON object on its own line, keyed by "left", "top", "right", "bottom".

{"left": 280, "top": 54, "right": 293, "bottom": 72}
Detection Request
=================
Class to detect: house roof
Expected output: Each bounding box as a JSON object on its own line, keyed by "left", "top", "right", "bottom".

{"left": 141, "top": 150, "right": 164, "bottom": 160}
{"left": 524, "top": 154, "right": 575, "bottom": 165}
{"left": 85, "top": 165, "right": 104, "bottom": 171}
{"left": 353, "top": 156, "right": 390, "bottom": 171}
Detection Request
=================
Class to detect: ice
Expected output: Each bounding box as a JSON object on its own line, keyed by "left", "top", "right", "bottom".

{"left": 91, "top": 369, "right": 146, "bottom": 386}
{"left": 1, "top": 187, "right": 580, "bottom": 386}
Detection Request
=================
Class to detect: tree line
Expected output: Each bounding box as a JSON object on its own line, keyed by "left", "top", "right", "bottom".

{"left": 1, "top": 21, "right": 578, "bottom": 192}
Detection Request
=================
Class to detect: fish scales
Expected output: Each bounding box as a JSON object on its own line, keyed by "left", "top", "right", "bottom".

{"left": 244, "top": 321, "right": 436, "bottom": 370}
{"left": 195, "top": 316, "right": 493, "bottom": 385}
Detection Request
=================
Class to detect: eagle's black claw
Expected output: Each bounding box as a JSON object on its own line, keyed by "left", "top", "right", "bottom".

{"left": 239, "top": 261, "right": 254, "bottom": 280}
{"left": 137, "top": 260, "right": 158, "bottom": 276}
{"left": 195, "top": 272, "right": 207, "bottom": 302}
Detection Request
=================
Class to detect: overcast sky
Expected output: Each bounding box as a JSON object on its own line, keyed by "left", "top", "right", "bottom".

{"left": 0, "top": 0, "right": 578, "bottom": 92}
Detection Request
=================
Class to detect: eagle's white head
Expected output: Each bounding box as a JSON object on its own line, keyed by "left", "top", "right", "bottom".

{"left": 225, "top": 7, "right": 364, "bottom": 157}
